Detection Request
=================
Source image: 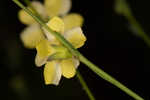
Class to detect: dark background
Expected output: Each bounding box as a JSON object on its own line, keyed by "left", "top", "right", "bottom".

{"left": 0, "top": 0, "right": 149, "bottom": 100}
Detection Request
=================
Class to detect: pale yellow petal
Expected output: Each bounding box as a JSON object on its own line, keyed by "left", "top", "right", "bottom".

{"left": 43, "top": 17, "right": 64, "bottom": 44}
{"left": 72, "top": 57, "right": 80, "bottom": 69}
{"left": 62, "top": 13, "right": 84, "bottom": 31}
{"left": 18, "top": 1, "right": 47, "bottom": 25}
{"left": 32, "top": 1, "right": 47, "bottom": 20}
{"left": 18, "top": 9, "right": 36, "bottom": 25}
{"left": 43, "top": 28, "right": 60, "bottom": 45}
{"left": 44, "top": 61, "right": 62, "bottom": 85}
{"left": 44, "top": 0, "right": 62, "bottom": 17}
{"left": 64, "top": 27, "right": 86, "bottom": 48}
{"left": 44, "top": 30, "right": 55, "bottom": 41}
{"left": 60, "top": 58, "right": 76, "bottom": 78}
{"left": 47, "top": 16, "right": 64, "bottom": 33}
{"left": 59, "top": 0, "right": 72, "bottom": 16}
{"left": 20, "top": 24, "right": 45, "bottom": 49}
{"left": 36, "top": 39, "right": 56, "bottom": 59}
{"left": 35, "top": 54, "right": 48, "bottom": 67}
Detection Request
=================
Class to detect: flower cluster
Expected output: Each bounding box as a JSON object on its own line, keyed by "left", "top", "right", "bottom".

{"left": 19, "top": 0, "right": 86, "bottom": 85}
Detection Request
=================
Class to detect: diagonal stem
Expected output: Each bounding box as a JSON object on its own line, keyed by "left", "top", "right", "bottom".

{"left": 76, "top": 71, "right": 95, "bottom": 100}
{"left": 12, "top": 0, "right": 144, "bottom": 100}
{"left": 115, "top": 0, "right": 150, "bottom": 47}
{"left": 125, "top": 13, "right": 150, "bottom": 47}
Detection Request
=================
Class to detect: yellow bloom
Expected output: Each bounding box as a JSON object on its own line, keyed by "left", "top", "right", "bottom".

{"left": 36, "top": 16, "right": 86, "bottom": 85}
{"left": 44, "top": 16, "right": 86, "bottom": 48}
{"left": 18, "top": 0, "right": 86, "bottom": 85}
{"left": 19, "top": 0, "right": 84, "bottom": 49}
{"left": 18, "top": 0, "right": 72, "bottom": 25}
{"left": 35, "top": 39, "right": 78, "bottom": 85}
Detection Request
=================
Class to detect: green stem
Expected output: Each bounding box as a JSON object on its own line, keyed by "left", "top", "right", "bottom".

{"left": 76, "top": 71, "right": 95, "bottom": 100}
{"left": 12, "top": 0, "right": 144, "bottom": 100}
{"left": 125, "top": 13, "right": 150, "bottom": 47}
{"left": 78, "top": 54, "right": 143, "bottom": 100}
{"left": 116, "top": 0, "right": 150, "bottom": 47}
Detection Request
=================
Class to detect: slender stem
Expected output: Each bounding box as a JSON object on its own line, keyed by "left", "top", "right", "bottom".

{"left": 78, "top": 54, "right": 144, "bottom": 100}
{"left": 12, "top": 0, "right": 144, "bottom": 100}
{"left": 125, "top": 13, "right": 150, "bottom": 47}
{"left": 76, "top": 71, "right": 95, "bottom": 100}
{"left": 116, "top": 0, "right": 150, "bottom": 47}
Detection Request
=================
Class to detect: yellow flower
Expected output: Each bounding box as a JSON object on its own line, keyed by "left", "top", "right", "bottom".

{"left": 35, "top": 39, "right": 79, "bottom": 85}
{"left": 18, "top": 0, "right": 86, "bottom": 85}
{"left": 19, "top": 0, "right": 84, "bottom": 49}
{"left": 44, "top": 16, "right": 86, "bottom": 48}
{"left": 35, "top": 17, "right": 86, "bottom": 85}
